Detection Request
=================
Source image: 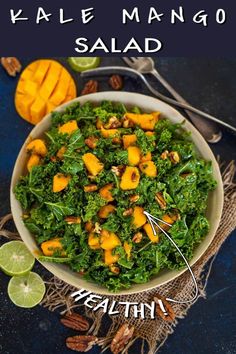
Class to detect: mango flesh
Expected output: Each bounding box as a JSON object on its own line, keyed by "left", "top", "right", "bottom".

{"left": 15, "top": 59, "right": 77, "bottom": 125}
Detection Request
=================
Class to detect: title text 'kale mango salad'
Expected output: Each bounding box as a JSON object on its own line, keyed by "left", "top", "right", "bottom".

{"left": 15, "top": 101, "right": 216, "bottom": 291}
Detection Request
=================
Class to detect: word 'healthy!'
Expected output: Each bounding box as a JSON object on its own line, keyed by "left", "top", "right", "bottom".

{"left": 9, "top": 6, "right": 227, "bottom": 53}
{"left": 71, "top": 289, "right": 169, "bottom": 319}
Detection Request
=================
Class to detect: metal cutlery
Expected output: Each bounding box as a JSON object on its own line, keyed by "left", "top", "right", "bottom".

{"left": 81, "top": 66, "right": 236, "bottom": 135}
{"left": 123, "top": 57, "right": 222, "bottom": 143}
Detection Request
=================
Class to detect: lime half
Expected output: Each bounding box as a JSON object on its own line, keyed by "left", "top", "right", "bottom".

{"left": 0, "top": 241, "right": 35, "bottom": 276}
{"left": 8, "top": 272, "right": 46, "bottom": 308}
{"left": 68, "top": 57, "right": 100, "bottom": 72}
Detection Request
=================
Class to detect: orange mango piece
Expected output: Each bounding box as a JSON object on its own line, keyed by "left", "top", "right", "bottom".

{"left": 139, "top": 161, "right": 157, "bottom": 177}
{"left": 41, "top": 238, "right": 65, "bottom": 256}
{"left": 27, "top": 154, "right": 41, "bottom": 172}
{"left": 143, "top": 224, "right": 159, "bottom": 243}
{"left": 99, "top": 183, "right": 114, "bottom": 202}
{"left": 82, "top": 153, "right": 104, "bottom": 176}
{"left": 26, "top": 139, "right": 47, "bottom": 157}
{"left": 53, "top": 173, "right": 71, "bottom": 192}
{"left": 58, "top": 120, "right": 78, "bottom": 135}
{"left": 104, "top": 249, "right": 119, "bottom": 265}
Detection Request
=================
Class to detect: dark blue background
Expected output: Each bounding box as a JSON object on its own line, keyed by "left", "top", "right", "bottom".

{"left": 0, "top": 57, "right": 236, "bottom": 354}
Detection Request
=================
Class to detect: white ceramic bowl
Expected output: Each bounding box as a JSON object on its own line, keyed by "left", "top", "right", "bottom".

{"left": 10, "top": 92, "right": 224, "bottom": 295}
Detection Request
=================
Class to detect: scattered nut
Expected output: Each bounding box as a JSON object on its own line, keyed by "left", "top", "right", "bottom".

{"left": 1, "top": 57, "right": 22, "bottom": 77}
{"left": 61, "top": 312, "right": 90, "bottom": 331}
{"left": 132, "top": 232, "right": 143, "bottom": 243}
{"left": 160, "top": 150, "right": 169, "bottom": 160}
{"left": 81, "top": 80, "right": 98, "bottom": 95}
{"left": 84, "top": 184, "right": 98, "bottom": 192}
{"left": 123, "top": 208, "right": 133, "bottom": 216}
{"left": 122, "top": 117, "right": 134, "bottom": 128}
{"left": 110, "top": 324, "right": 135, "bottom": 354}
{"left": 129, "top": 194, "right": 140, "bottom": 203}
{"left": 94, "top": 222, "right": 102, "bottom": 234}
{"left": 111, "top": 165, "right": 125, "bottom": 177}
{"left": 155, "top": 192, "right": 167, "bottom": 209}
{"left": 109, "top": 75, "right": 123, "bottom": 90}
{"left": 65, "top": 216, "right": 82, "bottom": 224}
{"left": 85, "top": 136, "right": 98, "bottom": 149}
{"left": 66, "top": 335, "right": 98, "bottom": 352}
{"left": 104, "top": 116, "right": 121, "bottom": 129}
{"left": 154, "top": 295, "right": 176, "bottom": 322}
{"left": 110, "top": 265, "right": 120, "bottom": 274}
{"left": 169, "top": 151, "right": 180, "bottom": 164}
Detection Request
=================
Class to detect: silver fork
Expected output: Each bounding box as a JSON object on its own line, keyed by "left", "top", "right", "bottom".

{"left": 123, "top": 57, "right": 222, "bottom": 143}
{"left": 81, "top": 66, "right": 236, "bottom": 135}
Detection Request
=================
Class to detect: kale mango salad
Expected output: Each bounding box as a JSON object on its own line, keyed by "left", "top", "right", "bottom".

{"left": 15, "top": 100, "right": 217, "bottom": 292}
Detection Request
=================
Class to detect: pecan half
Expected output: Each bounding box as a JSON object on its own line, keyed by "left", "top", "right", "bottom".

{"left": 61, "top": 313, "right": 90, "bottom": 331}
{"left": 1, "top": 57, "right": 22, "bottom": 77}
{"left": 81, "top": 80, "right": 98, "bottom": 95}
{"left": 122, "top": 117, "right": 134, "bottom": 128}
{"left": 155, "top": 192, "right": 166, "bottom": 209}
{"left": 154, "top": 295, "right": 176, "bottom": 322}
{"left": 66, "top": 335, "right": 97, "bottom": 352}
{"left": 109, "top": 75, "right": 123, "bottom": 90}
{"left": 129, "top": 194, "right": 140, "bottom": 203}
{"left": 123, "top": 208, "right": 133, "bottom": 216}
{"left": 94, "top": 222, "right": 102, "bottom": 234}
{"left": 160, "top": 150, "right": 169, "bottom": 160}
{"left": 85, "top": 136, "right": 98, "bottom": 149}
{"left": 110, "top": 264, "right": 120, "bottom": 274}
{"left": 169, "top": 151, "right": 180, "bottom": 164}
{"left": 84, "top": 184, "right": 98, "bottom": 192}
{"left": 104, "top": 116, "right": 122, "bottom": 129}
{"left": 111, "top": 165, "right": 125, "bottom": 177}
{"left": 111, "top": 324, "right": 135, "bottom": 354}
{"left": 132, "top": 232, "right": 142, "bottom": 243}
{"left": 65, "top": 216, "right": 81, "bottom": 224}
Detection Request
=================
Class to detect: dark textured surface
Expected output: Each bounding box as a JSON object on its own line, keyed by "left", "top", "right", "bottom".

{"left": 0, "top": 57, "right": 235, "bottom": 354}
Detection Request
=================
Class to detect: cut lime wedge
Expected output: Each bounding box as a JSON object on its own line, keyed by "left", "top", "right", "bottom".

{"left": 8, "top": 272, "right": 46, "bottom": 308}
{"left": 0, "top": 241, "right": 35, "bottom": 276}
{"left": 68, "top": 57, "right": 100, "bottom": 72}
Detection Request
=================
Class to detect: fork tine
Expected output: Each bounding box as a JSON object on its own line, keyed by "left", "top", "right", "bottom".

{"left": 130, "top": 57, "right": 140, "bottom": 62}
{"left": 122, "top": 57, "right": 135, "bottom": 66}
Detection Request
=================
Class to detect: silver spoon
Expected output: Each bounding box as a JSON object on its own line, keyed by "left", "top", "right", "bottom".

{"left": 81, "top": 66, "right": 236, "bottom": 135}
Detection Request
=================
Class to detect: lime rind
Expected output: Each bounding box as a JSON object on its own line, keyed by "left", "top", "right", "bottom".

{"left": 0, "top": 241, "right": 35, "bottom": 276}
{"left": 68, "top": 57, "right": 100, "bottom": 72}
{"left": 8, "top": 272, "right": 46, "bottom": 308}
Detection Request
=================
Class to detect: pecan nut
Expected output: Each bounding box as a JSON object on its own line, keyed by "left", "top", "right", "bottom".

{"left": 110, "top": 264, "right": 120, "bottom": 274}
{"left": 155, "top": 192, "right": 166, "bottom": 209}
{"left": 85, "top": 136, "right": 98, "bottom": 149}
{"left": 123, "top": 208, "right": 133, "bottom": 216}
{"left": 109, "top": 75, "right": 123, "bottom": 90}
{"left": 64, "top": 216, "right": 81, "bottom": 224}
{"left": 1, "top": 57, "right": 22, "bottom": 77}
{"left": 66, "top": 335, "right": 97, "bottom": 352}
{"left": 61, "top": 313, "right": 90, "bottom": 331}
{"left": 160, "top": 150, "right": 169, "bottom": 160}
{"left": 169, "top": 151, "right": 180, "bottom": 164}
{"left": 81, "top": 80, "right": 98, "bottom": 95}
{"left": 111, "top": 165, "right": 125, "bottom": 177}
{"left": 132, "top": 232, "right": 142, "bottom": 243}
{"left": 129, "top": 194, "right": 140, "bottom": 203}
{"left": 111, "top": 324, "right": 135, "bottom": 354}
{"left": 104, "top": 116, "right": 122, "bottom": 129}
{"left": 154, "top": 295, "right": 176, "bottom": 322}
